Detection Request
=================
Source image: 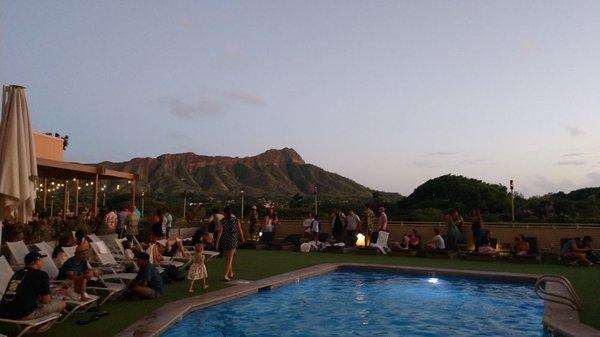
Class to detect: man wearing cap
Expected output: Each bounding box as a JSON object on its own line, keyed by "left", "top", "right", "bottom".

{"left": 57, "top": 245, "right": 95, "bottom": 301}
{"left": 0, "top": 252, "right": 66, "bottom": 320}
{"left": 127, "top": 252, "right": 163, "bottom": 299}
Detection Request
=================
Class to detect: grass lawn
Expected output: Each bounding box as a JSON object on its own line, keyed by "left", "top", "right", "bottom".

{"left": 2, "top": 250, "right": 599, "bottom": 336}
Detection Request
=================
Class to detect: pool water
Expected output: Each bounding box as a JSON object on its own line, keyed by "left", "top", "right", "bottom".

{"left": 162, "top": 269, "right": 548, "bottom": 337}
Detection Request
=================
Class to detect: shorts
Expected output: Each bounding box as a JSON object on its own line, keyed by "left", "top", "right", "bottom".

{"left": 137, "top": 287, "right": 161, "bottom": 299}
{"left": 23, "top": 300, "right": 65, "bottom": 319}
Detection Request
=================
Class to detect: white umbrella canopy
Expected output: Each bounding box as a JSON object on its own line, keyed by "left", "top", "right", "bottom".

{"left": 0, "top": 85, "right": 38, "bottom": 224}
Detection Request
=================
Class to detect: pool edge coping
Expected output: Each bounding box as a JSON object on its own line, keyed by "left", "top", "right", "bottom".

{"left": 115, "top": 263, "right": 600, "bottom": 337}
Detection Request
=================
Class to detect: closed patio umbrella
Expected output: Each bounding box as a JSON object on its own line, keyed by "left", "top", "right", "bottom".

{"left": 0, "top": 85, "right": 38, "bottom": 228}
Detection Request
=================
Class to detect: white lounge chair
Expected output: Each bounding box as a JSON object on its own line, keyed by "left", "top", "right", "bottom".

{"left": 371, "top": 231, "right": 390, "bottom": 254}
{"left": 0, "top": 256, "right": 61, "bottom": 337}
{"left": 0, "top": 254, "right": 99, "bottom": 325}
{"left": 5, "top": 240, "right": 31, "bottom": 268}
{"left": 89, "top": 241, "right": 137, "bottom": 282}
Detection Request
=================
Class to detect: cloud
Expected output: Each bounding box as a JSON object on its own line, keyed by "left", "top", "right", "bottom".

{"left": 165, "top": 132, "right": 192, "bottom": 141}
{"left": 160, "top": 89, "right": 267, "bottom": 119}
{"left": 527, "top": 175, "right": 577, "bottom": 195}
{"left": 215, "top": 47, "right": 248, "bottom": 67}
{"left": 567, "top": 126, "right": 585, "bottom": 137}
{"left": 164, "top": 96, "right": 225, "bottom": 119}
{"left": 227, "top": 90, "right": 267, "bottom": 106}
{"left": 563, "top": 152, "right": 586, "bottom": 157}
{"left": 413, "top": 160, "right": 440, "bottom": 169}
{"left": 178, "top": 17, "right": 191, "bottom": 29}
{"left": 586, "top": 173, "right": 600, "bottom": 186}
{"left": 426, "top": 151, "right": 459, "bottom": 156}
{"left": 556, "top": 160, "right": 589, "bottom": 166}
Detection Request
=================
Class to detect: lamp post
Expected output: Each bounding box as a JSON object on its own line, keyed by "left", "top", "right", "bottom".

{"left": 510, "top": 180, "right": 515, "bottom": 222}
{"left": 183, "top": 189, "right": 187, "bottom": 220}
{"left": 241, "top": 188, "right": 245, "bottom": 223}
{"left": 141, "top": 191, "right": 145, "bottom": 217}
{"left": 314, "top": 184, "right": 318, "bottom": 216}
{"left": 50, "top": 194, "right": 54, "bottom": 217}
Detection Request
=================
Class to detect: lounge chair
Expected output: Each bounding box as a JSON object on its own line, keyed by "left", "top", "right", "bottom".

{"left": 357, "top": 231, "right": 390, "bottom": 255}
{"left": 0, "top": 256, "right": 61, "bottom": 337}
{"left": 510, "top": 237, "right": 541, "bottom": 263}
{"left": 88, "top": 241, "right": 138, "bottom": 282}
{"left": 461, "top": 238, "right": 499, "bottom": 261}
{"left": 426, "top": 235, "right": 458, "bottom": 259}
{"left": 268, "top": 234, "right": 303, "bottom": 251}
{"left": 323, "top": 235, "right": 358, "bottom": 254}
{"left": 0, "top": 254, "right": 99, "bottom": 324}
{"left": 5, "top": 240, "right": 31, "bottom": 268}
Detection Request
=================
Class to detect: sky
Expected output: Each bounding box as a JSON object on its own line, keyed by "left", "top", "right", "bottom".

{"left": 2, "top": 1, "right": 600, "bottom": 197}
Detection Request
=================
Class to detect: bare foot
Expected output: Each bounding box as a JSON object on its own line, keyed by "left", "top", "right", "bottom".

{"left": 188, "top": 289, "right": 194, "bottom": 293}
{"left": 203, "top": 285, "right": 209, "bottom": 289}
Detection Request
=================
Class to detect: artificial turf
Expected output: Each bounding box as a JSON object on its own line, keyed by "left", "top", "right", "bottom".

{"left": 2, "top": 249, "right": 599, "bottom": 336}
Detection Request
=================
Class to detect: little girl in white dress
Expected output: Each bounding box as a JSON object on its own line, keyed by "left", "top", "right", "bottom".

{"left": 188, "top": 243, "right": 208, "bottom": 292}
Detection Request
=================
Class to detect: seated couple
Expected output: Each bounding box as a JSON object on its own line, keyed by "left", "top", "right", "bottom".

{"left": 561, "top": 236, "right": 595, "bottom": 267}
{"left": 390, "top": 229, "right": 420, "bottom": 250}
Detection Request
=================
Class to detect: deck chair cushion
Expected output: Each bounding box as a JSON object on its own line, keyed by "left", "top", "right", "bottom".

{"left": 6, "top": 241, "right": 30, "bottom": 266}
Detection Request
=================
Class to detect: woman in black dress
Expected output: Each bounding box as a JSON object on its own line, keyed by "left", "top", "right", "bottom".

{"left": 215, "top": 207, "right": 244, "bottom": 281}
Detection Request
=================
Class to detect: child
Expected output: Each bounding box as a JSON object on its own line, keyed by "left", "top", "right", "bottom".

{"left": 187, "top": 243, "right": 208, "bottom": 293}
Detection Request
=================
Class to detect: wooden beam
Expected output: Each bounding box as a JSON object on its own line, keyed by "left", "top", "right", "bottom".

{"left": 92, "top": 174, "right": 99, "bottom": 217}
{"left": 42, "top": 178, "right": 47, "bottom": 210}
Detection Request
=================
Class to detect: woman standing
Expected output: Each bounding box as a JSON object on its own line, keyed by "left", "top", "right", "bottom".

{"left": 263, "top": 207, "right": 278, "bottom": 234}
{"left": 215, "top": 207, "right": 244, "bottom": 281}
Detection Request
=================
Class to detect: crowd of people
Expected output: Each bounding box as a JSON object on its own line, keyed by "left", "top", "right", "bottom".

{"left": 2, "top": 202, "right": 597, "bottom": 330}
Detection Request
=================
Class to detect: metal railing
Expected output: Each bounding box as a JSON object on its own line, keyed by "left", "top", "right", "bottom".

{"left": 534, "top": 274, "right": 583, "bottom": 311}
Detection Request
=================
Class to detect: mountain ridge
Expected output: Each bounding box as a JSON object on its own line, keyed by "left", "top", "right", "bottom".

{"left": 93, "top": 148, "right": 375, "bottom": 198}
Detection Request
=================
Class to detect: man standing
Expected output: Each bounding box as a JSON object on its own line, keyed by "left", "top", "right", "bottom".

{"left": 346, "top": 210, "right": 361, "bottom": 239}
{"left": 331, "top": 208, "right": 346, "bottom": 241}
{"left": 117, "top": 205, "right": 131, "bottom": 239}
{"left": 126, "top": 206, "right": 140, "bottom": 240}
{"left": 302, "top": 212, "right": 315, "bottom": 239}
{"left": 0, "top": 252, "right": 66, "bottom": 321}
{"left": 103, "top": 207, "right": 118, "bottom": 234}
{"left": 128, "top": 252, "right": 164, "bottom": 299}
{"left": 363, "top": 204, "right": 376, "bottom": 245}
{"left": 248, "top": 206, "right": 259, "bottom": 240}
{"left": 378, "top": 206, "right": 388, "bottom": 232}
{"left": 163, "top": 211, "right": 173, "bottom": 239}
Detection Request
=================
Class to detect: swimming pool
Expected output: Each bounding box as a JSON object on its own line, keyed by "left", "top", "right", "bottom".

{"left": 162, "top": 269, "right": 548, "bottom": 337}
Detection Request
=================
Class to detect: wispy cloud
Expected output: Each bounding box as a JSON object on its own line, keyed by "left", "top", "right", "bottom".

{"left": 567, "top": 126, "right": 585, "bottom": 137}
{"left": 563, "top": 152, "right": 586, "bottom": 157}
{"left": 413, "top": 160, "right": 440, "bottom": 169}
{"left": 160, "top": 89, "right": 267, "bottom": 119}
{"left": 164, "top": 96, "right": 225, "bottom": 119}
{"left": 227, "top": 90, "right": 267, "bottom": 106}
{"left": 178, "top": 17, "right": 191, "bottom": 29}
{"left": 425, "top": 151, "right": 459, "bottom": 157}
{"left": 215, "top": 47, "right": 248, "bottom": 67}
{"left": 556, "top": 160, "right": 589, "bottom": 166}
{"left": 165, "top": 132, "right": 193, "bottom": 141}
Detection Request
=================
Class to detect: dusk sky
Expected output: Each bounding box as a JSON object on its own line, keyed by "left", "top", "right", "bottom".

{"left": 2, "top": 1, "right": 600, "bottom": 197}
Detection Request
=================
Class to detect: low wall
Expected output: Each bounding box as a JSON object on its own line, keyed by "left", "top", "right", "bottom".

{"left": 257, "top": 220, "right": 600, "bottom": 252}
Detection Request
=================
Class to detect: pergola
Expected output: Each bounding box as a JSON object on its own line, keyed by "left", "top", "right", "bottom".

{"left": 36, "top": 157, "right": 138, "bottom": 220}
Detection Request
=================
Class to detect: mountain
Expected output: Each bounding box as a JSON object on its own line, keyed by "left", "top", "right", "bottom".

{"left": 95, "top": 148, "right": 374, "bottom": 198}
{"left": 399, "top": 174, "right": 510, "bottom": 214}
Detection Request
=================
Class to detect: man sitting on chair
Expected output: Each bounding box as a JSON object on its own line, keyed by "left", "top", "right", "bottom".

{"left": 57, "top": 245, "right": 96, "bottom": 301}
{"left": 0, "top": 252, "right": 66, "bottom": 322}
{"left": 127, "top": 252, "right": 163, "bottom": 299}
